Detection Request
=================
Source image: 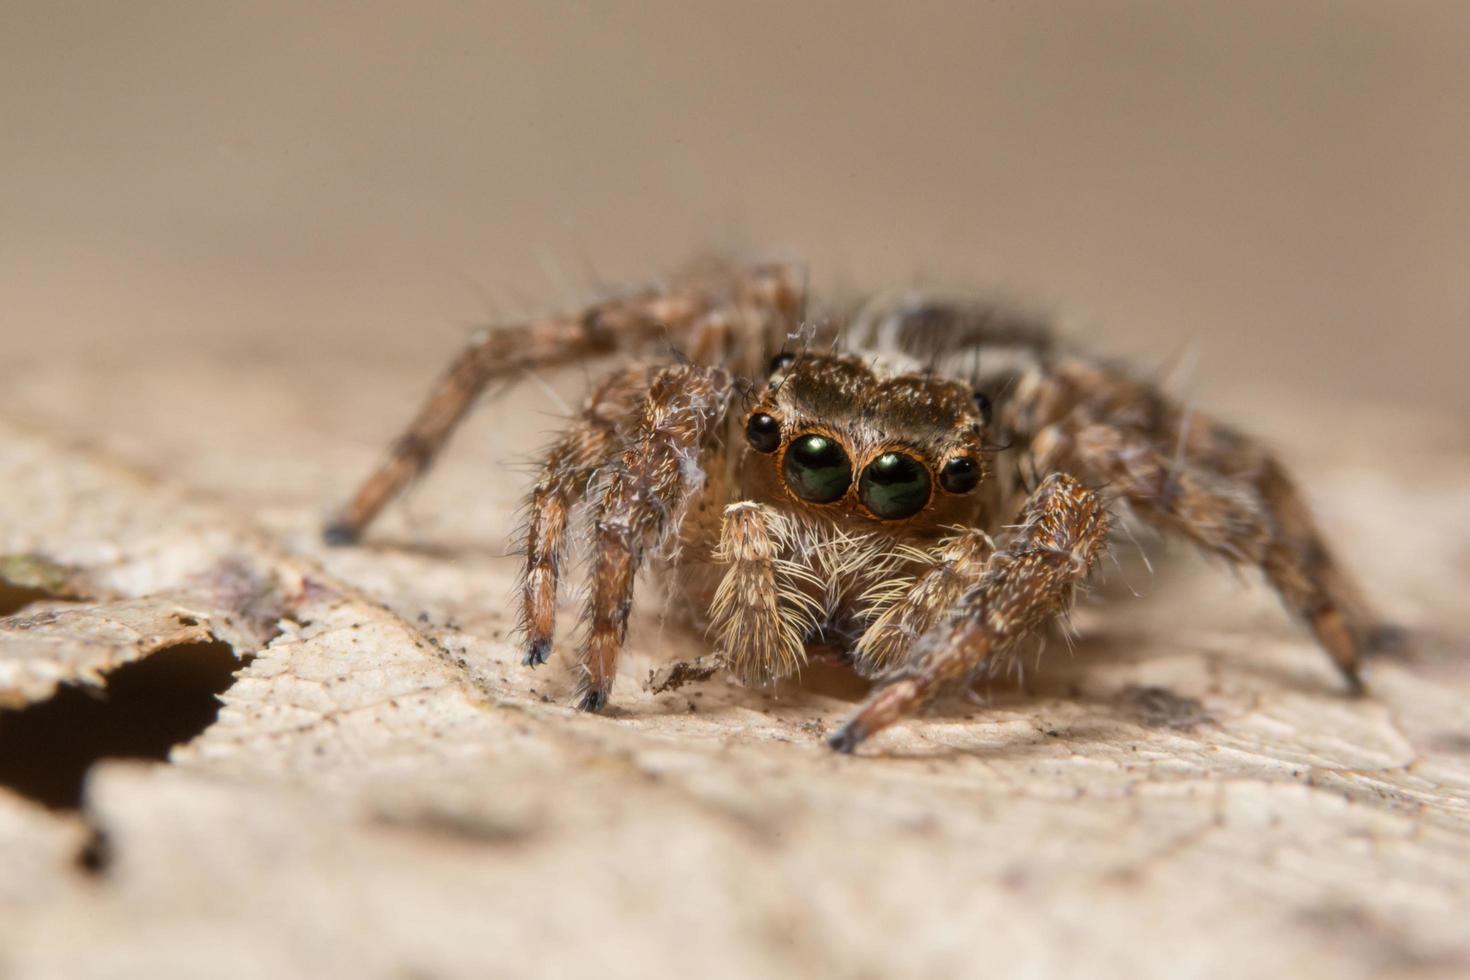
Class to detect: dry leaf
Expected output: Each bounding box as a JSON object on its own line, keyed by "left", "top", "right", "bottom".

{"left": 1, "top": 350, "right": 1468, "bottom": 979}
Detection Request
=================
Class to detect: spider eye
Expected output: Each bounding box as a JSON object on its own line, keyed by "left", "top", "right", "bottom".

{"left": 745, "top": 413, "right": 781, "bottom": 453}
{"left": 939, "top": 457, "right": 981, "bottom": 494}
{"left": 973, "top": 391, "right": 993, "bottom": 424}
{"left": 859, "top": 452, "right": 932, "bottom": 520}
{"left": 783, "top": 434, "right": 852, "bottom": 503}
{"left": 768, "top": 352, "right": 797, "bottom": 375}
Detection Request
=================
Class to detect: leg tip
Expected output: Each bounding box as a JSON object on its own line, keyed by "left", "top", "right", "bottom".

{"left": 826, "top": 723, "right": 863, "bottom": 754}
{"left": 522, "top": 639, "right": 551, "bottom": 668}
{"left": 1341, "top": 665, "right": 1367, "bottom": 698}
{"left": 826, "top": 678, "right": 918, "bottom": 753}
{"left": 322, "top": 521, "right": 360, "bottom": 546}
{"left": 575, "top": 687, "right": 609, "bottom": 713}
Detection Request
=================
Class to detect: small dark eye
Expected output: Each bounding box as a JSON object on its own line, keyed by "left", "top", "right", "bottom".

{"left": 768, "top": 351, "right": 797, "bottom": 375}
{"left": 973, "top": 391, "right": 993, "bottom": 424}
{"left": 939, "top": 457, "right": 981, "bottom": 494}
{"left": 745, "top": 413, "right": 781, "bottom": 453}
{"left": 783, "top": 434, "right": 852, "bottom": 503}
{"left": 859, "top": 452, "right": 932, "bottom": 520}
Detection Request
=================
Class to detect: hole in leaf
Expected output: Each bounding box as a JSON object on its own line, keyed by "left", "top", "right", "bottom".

{"left": 0, "top": 580, "right": 61, "bottom": 617}
{"left": 0, "top": 640, "right": 248, "bottom": 811}
{"left": 0, "top": 554, "right": 89, "bottom": 616}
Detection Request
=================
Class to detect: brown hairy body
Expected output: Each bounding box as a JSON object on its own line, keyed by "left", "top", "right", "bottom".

{"left": 325, "top": 259, "right": 1388, "bottom": 753}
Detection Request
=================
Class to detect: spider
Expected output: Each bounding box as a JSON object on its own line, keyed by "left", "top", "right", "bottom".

{"left": 324, "top": 258, "right": 1389, "bottom": 753}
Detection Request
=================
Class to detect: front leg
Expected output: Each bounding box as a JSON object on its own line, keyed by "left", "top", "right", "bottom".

{"left": 829, "top": 474, "right": 1108, "bottom": 753}
{"left": 519, "top": 366, "right": 656, "bottom": 667}
{"left": 575, "top": 363, "right": 733, "bottom": 710}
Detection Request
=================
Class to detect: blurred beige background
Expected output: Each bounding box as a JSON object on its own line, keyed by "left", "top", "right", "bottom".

{"left": 3, "top": 0, "right": 1469, "bottom": 416}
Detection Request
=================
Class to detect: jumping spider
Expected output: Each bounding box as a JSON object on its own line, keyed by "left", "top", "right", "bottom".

{"left": 325, "top": 259, "right": 1387, "bottom": 752}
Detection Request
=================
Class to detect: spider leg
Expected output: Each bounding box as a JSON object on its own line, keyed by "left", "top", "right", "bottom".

{"left": 829, "top": 473, "right": 1107, "bottom": 752}
{"left": 1033, "top": 414, "right": 1379, "bottom": 692}
{"left": 576, "top": 362, "right": 733, "bottom": 711}
{"left": 324, "top": 260, "right": 803, "bottom": 544}
{"left": 707, "top": 501, "right": 817, "bottom": 686}
{"left": 852, "top": 529, "right": 995, "bottom": 675}
{"left": 519, "top": 366, "right": 655, "bottom": 667}
{"left": 324, "top": 313, "right": 638, "bottom": 544}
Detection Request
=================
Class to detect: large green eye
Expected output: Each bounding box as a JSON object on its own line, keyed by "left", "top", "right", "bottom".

{"left": 858, "top": 452, "right": 932, "bottom": 519}
{"left": 783, "top": 434, "right": 852, "bottom": 503}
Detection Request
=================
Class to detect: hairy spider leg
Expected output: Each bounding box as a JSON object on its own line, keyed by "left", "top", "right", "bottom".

{"left": 574, "top": 363, "right": 733, "bottom": 710}
{"left": 519, "top": 365, "right": 657, "bottom": 667}
{"left": 831, "top": 473, "right": 1107, "bottom": 751}
{"left": 1020, "top": 360, "right": 1380, "bottom": 693}
{"left": 325, "top": 261, "right": 803, "bottom": 544}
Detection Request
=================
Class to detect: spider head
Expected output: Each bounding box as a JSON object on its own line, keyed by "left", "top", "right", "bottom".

{"left": 741, "top": 352, "right": 990, "bottom": 527}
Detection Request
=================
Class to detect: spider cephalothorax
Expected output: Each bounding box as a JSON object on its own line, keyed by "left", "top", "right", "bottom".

{"left": 742, "top": 352, "right": 990, "bottom": 530}
{"left": 326, "top": 259, "right": 1388, "bottom": 753}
